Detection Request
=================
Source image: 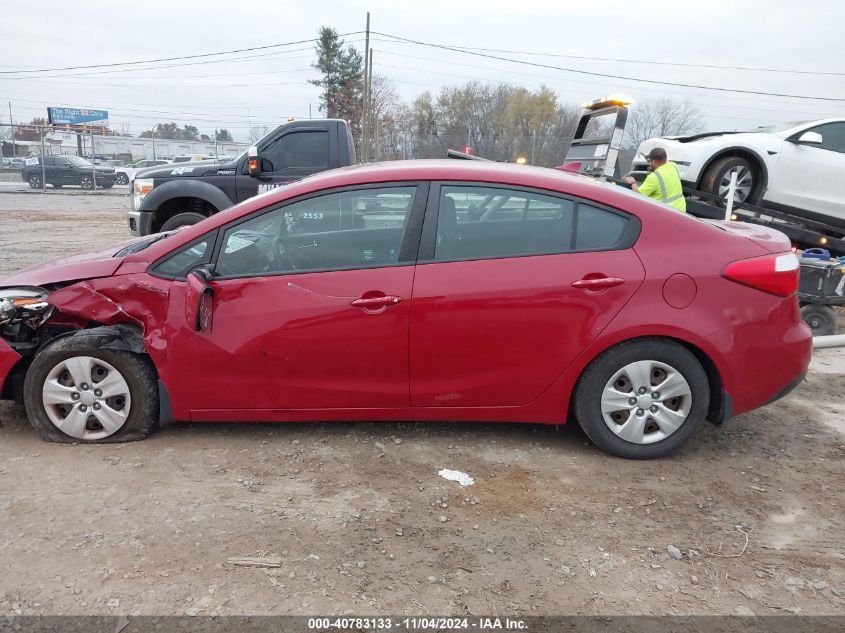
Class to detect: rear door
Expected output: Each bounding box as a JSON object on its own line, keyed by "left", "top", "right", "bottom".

{"left": 409, "top": 183, "right": 645, "bottom": 407}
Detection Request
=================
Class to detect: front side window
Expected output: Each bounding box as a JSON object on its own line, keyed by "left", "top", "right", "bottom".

{"left": 153, "top": 236, "right": 214, "bottom": 278}
{"left": 807, "top": 122, "right": 845, "bottom": 154}
{"left": 261, "top": 131, "right": 329, "bottom": 172}
{"left": 433, "top": 185, "right": 634, "bottom": 262}
{"left": 216, "top": 186, "right": 417, "bottom": 277}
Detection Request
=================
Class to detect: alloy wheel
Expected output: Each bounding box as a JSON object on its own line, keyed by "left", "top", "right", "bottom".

{"left": 41, "top": 355, "right": 132, "bottom": 440}
{"left": 718, "top": 166, "right": 753, "bottom": 202}
{"left": 600, "top": 360, "right": 692, "bottom": 445}
{"left": 28, "top": 175, "right": 42, "bottom": 189}
{"left": 80, "top": 176, "right": 94, "bottom": 190}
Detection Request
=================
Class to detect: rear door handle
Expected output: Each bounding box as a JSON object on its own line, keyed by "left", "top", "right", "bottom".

{"left": 350, "top": 295, "right": 403, "bottom": 308}
{"left": 572, "top": 276, "right": 625, "bottom": 290}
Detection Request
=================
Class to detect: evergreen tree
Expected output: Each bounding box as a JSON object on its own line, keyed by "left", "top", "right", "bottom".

{"left": 310, "top": 27, "right": 364, "bottom": 133}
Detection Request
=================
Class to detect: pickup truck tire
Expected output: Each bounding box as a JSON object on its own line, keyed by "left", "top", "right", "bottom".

{"left": 115, "top": 173, "right": 129, "bottom": 185}
{"left": 23, "top": 336, "right": 159, "bottom": 444}
{"left": 160, "top": 212, "right": 206, "bottom": 232}
{"left": 701, "top": 156, "right": 759, "bottom": 205}
{"left": 28, "top": 175, "right": 42, "bottom": 189}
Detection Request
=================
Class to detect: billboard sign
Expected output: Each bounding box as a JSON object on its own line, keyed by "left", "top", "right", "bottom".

{"left": 47, "top": 107, "right": 109, "bottom": 126}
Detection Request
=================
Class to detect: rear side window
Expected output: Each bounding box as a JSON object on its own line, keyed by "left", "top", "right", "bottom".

{"left": 432, "top": 185, "right": 635, "bottom": 262}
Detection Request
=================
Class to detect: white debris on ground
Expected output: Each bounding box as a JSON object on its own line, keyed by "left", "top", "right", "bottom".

{"left": 438, "top": 468, "right": 475, "bottom": 486}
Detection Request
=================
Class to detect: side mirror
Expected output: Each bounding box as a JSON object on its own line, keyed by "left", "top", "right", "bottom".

{"left": 185, "top": 266, "right": 214, "bottom": 332}
{"left": 247, "top": 145, "right": 261, "bottom": 177}
{"left": 796, "top": 131, "right": 823, "bottom": 145}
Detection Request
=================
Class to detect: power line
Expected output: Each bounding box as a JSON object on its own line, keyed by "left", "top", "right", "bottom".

{"left": 0, "top": 33, "right": 361, "bottom": 75}
{"left": 370, "top": 37, "right": 845, "bottom": 77}
{"left": 373, "top": 51, "right": 844, "bottom": 118}
{"left": 372, "top": 31, "right": 845, "bottom": 103}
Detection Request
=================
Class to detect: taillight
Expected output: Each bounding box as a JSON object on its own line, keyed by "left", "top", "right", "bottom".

{"left": 721, "top": 252, "right": 799, "bottom": 297}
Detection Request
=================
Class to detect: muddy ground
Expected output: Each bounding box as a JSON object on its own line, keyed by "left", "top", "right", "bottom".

{"left": 0, "top": 191, "right": 843, "bottom": 617}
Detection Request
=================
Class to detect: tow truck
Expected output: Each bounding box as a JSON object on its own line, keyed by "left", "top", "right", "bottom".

{"left": 558, "top": 96, "right": 845, "bottom": 335}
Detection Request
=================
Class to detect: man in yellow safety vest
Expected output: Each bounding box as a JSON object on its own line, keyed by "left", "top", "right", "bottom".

{"left": 624, "top": 147, "right": 686, "bottom": 212}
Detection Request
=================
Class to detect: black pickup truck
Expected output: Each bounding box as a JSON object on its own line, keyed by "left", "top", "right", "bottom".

{"left": 128, "top": 118, "right": 356, "bottom": 235}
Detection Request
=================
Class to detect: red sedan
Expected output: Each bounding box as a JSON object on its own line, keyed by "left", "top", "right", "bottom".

{"left": 0, "top": 160, "right": 811, "bottom": 458}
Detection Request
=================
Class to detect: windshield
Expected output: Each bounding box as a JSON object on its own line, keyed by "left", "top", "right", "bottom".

{"left": 64, "top": 155, "right": 93, "bottom": 167}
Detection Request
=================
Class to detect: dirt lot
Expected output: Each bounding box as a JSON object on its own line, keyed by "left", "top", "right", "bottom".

{"left": 0, "top": 191, "right": 843, "bottom": 617}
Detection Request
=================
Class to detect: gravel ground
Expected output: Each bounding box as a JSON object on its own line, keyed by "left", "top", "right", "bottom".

{"left": 0, "top": 191, "right": 843, "bottom": 617}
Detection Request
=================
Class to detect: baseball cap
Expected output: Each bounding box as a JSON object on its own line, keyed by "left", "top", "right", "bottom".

{"left": 644, "top": 147, "right": 667, "bottom": 161}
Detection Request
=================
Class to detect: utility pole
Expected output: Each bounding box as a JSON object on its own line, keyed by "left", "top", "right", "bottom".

{"left": 151, "top": 128, "right": 156, "bottom": 160}
{"left": 367, "top": 47, "right": 374, "bottom": 161}
{"left": 214, "top": 126, "right": 219, "bottom": 157}
{"left": 531, "top": 130, "right": 537, "bottom": 165}
{"left": 361, "top": 12, "right": 370, "bottom": 162}
{"left": 309, "top": 103, "right": 312, "bottom": 118}
{"left": 90, "top": 128, "right": 97, "bottom": 190}
{"left": 8, "top": 101, "right": 15, "bottom": 159}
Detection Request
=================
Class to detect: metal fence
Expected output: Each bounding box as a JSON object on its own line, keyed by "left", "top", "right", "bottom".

{"left": 0, "top": 122, "right": 249, "bottom": 192}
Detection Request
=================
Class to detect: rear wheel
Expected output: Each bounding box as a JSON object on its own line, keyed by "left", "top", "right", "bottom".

{"left": 23, "top": 336, "right": 158, "bottom": 443}
{"left": 701, "top": 156, "right": 759, "bottom": 205}
{"left": 115, "top": 173, "right": 129, "bottom": 185}
{"left": 160, "top": 212, "right": 206, "bottom": 232}
{"left": 28, "top": 174, "right": 42, "bottom": 189}
{"left": 573, "top": 339, "right": 709, "bottom": 459}
{"left": 800, "top": 304, "right": 837, "bottom": 336}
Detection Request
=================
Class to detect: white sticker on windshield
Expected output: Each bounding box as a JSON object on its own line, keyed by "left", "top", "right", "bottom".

{"left": 25, "top": 157, "right": 39, "bottom": 166}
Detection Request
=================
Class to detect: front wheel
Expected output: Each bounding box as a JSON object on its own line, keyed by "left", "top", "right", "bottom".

{"left": 573, "top": 339, "right": 710, "bottom": 459}
{"left": 79, "top": 175, "right": 94, "bottom": 190}
{"left": 23, "top": 335, "right": 159, "bottom": 443}
{"left": 28, "top": 175, "right": 42, "bottom": 189}
{"left": 160, "top": 212, "right": 206, "bottom": 232}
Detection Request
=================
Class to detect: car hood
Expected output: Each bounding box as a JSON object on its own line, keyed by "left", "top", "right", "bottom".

{"left": 136, "top": 159, "right": 233, "bottom": 179}
{"left": 0, "top": 237, "right": 150, "bottom": 287}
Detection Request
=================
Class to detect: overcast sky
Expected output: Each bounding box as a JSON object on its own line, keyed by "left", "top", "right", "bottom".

{"left": 1, "top": 0, "right": 843, "bottom": 142}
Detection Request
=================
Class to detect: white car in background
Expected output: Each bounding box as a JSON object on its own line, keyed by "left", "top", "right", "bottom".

{"left": 114, "top": 159, "right": 171, "bottom": 185}
{"left": 630, "top": 118, "right": 845, "bottom": 227}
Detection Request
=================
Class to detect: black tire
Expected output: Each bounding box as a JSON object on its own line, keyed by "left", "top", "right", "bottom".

{"left": 79, "top": 175, "right": 94, "bottom": 190}
{"left": 800, "top": 304, "right": 837, "bottom": 337}
{"left": 115, "top": 173, "right": 129, "bottom": 185}
{"left": 102, "top": 183, "right": 114, "bottom": 189}
{"left": 700, "top": 156, "right": 760, "bottom": 205}
{"left": 52, "top": 183, "right": 63, "bottom": 189}
{"left": 23, "top": 335, "right": 159, "bottom": 444}
{"left": 160, "top": 212, "right": 206, "bottom": 232}
{"left": 28, "top": 175, "right": 42, "bottom": 189}
{"left": 573, "top": 338, "right": 710, "bottom": 459}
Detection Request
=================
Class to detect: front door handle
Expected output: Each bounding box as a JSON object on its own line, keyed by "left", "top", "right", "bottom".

{"left": 350, "top": 295, "right": 403, "bottom": 309}
{"left": 572, "top": 276, "right": 625, "bottom": 290}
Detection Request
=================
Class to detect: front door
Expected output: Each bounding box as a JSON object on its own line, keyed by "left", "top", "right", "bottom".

{"left": 234, "top": 126, "right": 336, "bottom": 202}
{"left": 163, "top": 183, "right": 427, "bottom": 415}
{"left": 410, "top": 184, "right": 645, "bottom": 407}
{"left": 767, "top": 122, "right": 845, "bottom": 216}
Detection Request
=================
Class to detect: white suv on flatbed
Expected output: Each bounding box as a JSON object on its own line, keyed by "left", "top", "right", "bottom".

{"left": 630, "top": 118, "right": 845, "bottom": 227}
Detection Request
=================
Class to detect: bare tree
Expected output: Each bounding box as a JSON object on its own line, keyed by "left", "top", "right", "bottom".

{"left": 366, "top": 74, "right": 403, "bottom": 160}
{"left": 623, "top": 98, "right": 704, "bottom": 151}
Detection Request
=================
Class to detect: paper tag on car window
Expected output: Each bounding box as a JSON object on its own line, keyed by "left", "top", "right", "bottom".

{"left": 25, "top": 157, "right": 39, "bottom": 166}
{"left": 224, "top": 234, "right": 255, "bottom": 254}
